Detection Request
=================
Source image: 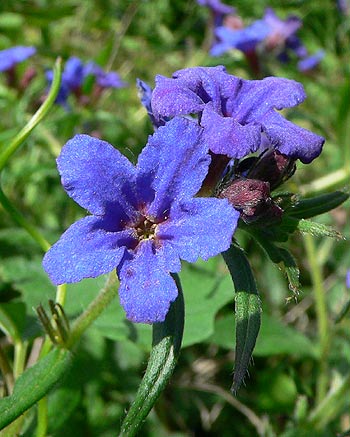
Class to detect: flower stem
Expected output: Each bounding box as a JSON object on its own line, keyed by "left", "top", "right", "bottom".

{"left": 13, "top": 340, "right": 29, "bottom": 379}
{"left": 36, "top": 398, "right": 48, "bottom": 437}
{"left": 0, "top": 58, "right": 62, "bottom": 252}
{"left": 0, "top": 58, "right": 62, "bottom": 172}
{"left": 55, "top": 284, "right": 67, "bottom": 307}
{"left": 303, "top": 234, "right": 330, "bottom": 404}
{"left": 120, "top": 273, "right": 185, "bottom": 437}
{"left": 67, "top": 273, "right": 118, "bottom": 348}
{"left": 299, "top": 167, "right": 350, "bottom": 196}
{"left": 0, "top": 185, "right": 50, "bottom": 252}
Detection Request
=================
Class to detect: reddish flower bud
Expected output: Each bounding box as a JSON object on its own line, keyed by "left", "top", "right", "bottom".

{"left": 218, "top": 178, "right": 282, "bottom": 224}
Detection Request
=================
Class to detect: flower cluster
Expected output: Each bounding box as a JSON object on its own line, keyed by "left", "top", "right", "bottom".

{"left": 201, "top": 6, "right": 324, "bottom": 72}
{"left": 44, "top": 65, "right": 324, "bottom": 324}
{"left": 46, "top": 56, "right": 126, "bottom": 108}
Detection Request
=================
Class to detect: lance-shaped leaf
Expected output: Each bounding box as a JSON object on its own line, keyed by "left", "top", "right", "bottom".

{"left": 0, "top": 348, "right": 73, "bottom": 430}
{"left": 222, "top": 245, "right": 262, "bottom": 393}
{"left": 286, "top": 191, "right": 349, "bottom": 219}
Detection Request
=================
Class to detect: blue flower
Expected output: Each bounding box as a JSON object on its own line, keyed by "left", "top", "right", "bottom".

{"left": 46, "top": 57, "right": 85, "bottom": 106}
{"left": 197, "top": 0, "right": 234, "bottom": 15}
{"left": 211, "top": 19, "right": 269, "bottom": 56}
{"left": 151, "top": 66, "right": 324, "bottom": 164}
{"left": 46, "top": 57, "right": 126, "bottom": 107}
{"left": 297, "top": 50, "right": 325, "bottom": 72}
{"left": 0, "top": 46, "right": 36, "bottom": 72}
{"left": 43, "top": 117, "right": 239, "bottom": 323}
{"left": 346, "top": 270, "right": 350, "bottom": 290}
{"left": 84, "top": 62, "right": 126, "bottom": 88}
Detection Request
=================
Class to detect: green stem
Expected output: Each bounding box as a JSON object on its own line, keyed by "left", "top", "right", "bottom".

{"left": 36, "top": 398, "right": 48, "bottom": 437}
{"left": 55, "top": 284, "right": 67, "bottom": 307}
{"left": 303, "top": 234, "right": 329, "bottom": 404}
{"left": 67, "top": 273, "right": 118, "bottom": 348}
{"left": 0, "top": 58, "right": 62, "bottom": 253}
{"left": 0, "top": 185, "right": 50, "bottom": 252}
{"left": 306, "top": 373, "right": 350, "bottom": 429}
{"left": 299, "top": 167, "right": 350, "bottom": 196}
{"left": 120, "top": 273, "right": 185, "bottom": 437}
{"left": 0, "top": 58, "right": 62, "bottom": 172}
{"left": 13, "top": 341, "right": 29, "bottom": 380}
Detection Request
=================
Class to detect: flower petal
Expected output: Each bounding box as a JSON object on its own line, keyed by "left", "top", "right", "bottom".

{"left": 137, "top": 117, "right": 211, "bottom": 218}
{"left": 43, "top": 216, "right": 132, "bottom": 285}
{"left": 201, "top": 105, "right": 261, "bottom": 157}
{"left": 227, "top": 76, "right": 307, "bottom": 122}
{"left": 118, "top": 240, "right": 178, "bottom": 323}
{"left": 157, "top": 197, "right": 239, "bottom": 263}
{"left": 262, "top": 112, "right": 324, "bottom": 163}
{"left": 151, "top": 75, "right": 205, "bottom": 121}
{"left": 57, "top": 134, "right": 137, "bottom": 216}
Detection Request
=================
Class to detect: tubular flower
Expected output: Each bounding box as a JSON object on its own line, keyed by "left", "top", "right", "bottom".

{"left": 43, "top": 117, "right": 239, "bottom": 323}
{"left": 151, "top": 66, "right": 324, "bottom": 164}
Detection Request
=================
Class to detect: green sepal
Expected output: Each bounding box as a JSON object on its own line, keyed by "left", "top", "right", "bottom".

{"left": 0, "top": 348, "right": 73, "bottom": 430}
{"left": 120, "top": 273, "right": 184, "bottom": 437}
{"left": 286, "top": 191, "right": 349, "bottom": 220}
{"left": 281, "top": 217, "right": 344, "bottom": 240}
{"left": 222, "top": 245, "right": 262, "bottom": 393}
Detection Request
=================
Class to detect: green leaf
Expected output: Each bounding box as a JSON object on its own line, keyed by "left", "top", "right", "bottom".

{"left": 0, "top": 348, "right": 73, "bottom": 430}
{"left": 210, "top": 313, "right": 318, "bottom": 358}
{"left": 286, "top": 191, "right": 349, "bottom": 219}
{"left": 222, "top": 245, "right": 262, "bottom": 393}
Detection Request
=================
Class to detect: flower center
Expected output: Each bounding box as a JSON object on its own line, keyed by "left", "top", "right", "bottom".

{"left": 135, "top": 217, "right": 158, "bottom": 241}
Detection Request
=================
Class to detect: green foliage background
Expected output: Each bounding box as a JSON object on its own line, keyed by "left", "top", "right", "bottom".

{"left": 0, "top": 0, "right": 349, "bottom": 435}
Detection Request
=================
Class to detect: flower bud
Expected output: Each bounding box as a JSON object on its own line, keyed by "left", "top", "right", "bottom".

{"left": 218, "top": 178, "right": 282, "bottom": 224}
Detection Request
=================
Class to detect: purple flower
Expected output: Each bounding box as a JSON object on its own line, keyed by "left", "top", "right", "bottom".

{"left": 262, "top": 8, "right": 302, "bottom": 49}
{"left": 197, "top": 0, "right": 235, "bottom": 17}
{"left": 46, "top": 57, "right": 85, "bottom": 106}
{"left": 84, "top": 62, "right": 126, "bottom": 88}
{"left": 297, "top": 50, "right": 325, "bottom": 72}
{"left": 211, "top": 20, "right": 269, "bottom": 56}
{"left": 151, "top": 66, "right": 324, "bottom": 164}
{"left": 136, "top": 78, "right": 167, "bottom": 129}
{"left": 42, "top": 117, "right": 239, "bottom": 323}
{"left": 0, "top": 46, "right": 36, "bottom": 72}
{"left": 47, "top": 57, "right": 126, "bottom": 107}
{"left": 346, "top": 271, "right": 350, "bottom": 289}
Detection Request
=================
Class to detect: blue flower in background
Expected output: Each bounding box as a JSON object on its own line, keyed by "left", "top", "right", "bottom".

{"left": 43, "top": 117, "right": 239, "bottom": 323}
{"left": 197, "top": 0, "right": 235, "bottom": 27}
{"left": 84, "top": 61, "right": 126, "bottom": 88}
{"left": 211, "top": 19, "right": 269, "bottom": 56}
{"left": 297, "top": 50, "right": 325, "bottom": 72}
{"left": 210, "top": 8, "right": 324, "bottom": 72}
{"left": 0, "top": 46, "right": 36, "bottom": 72}
{"left": 346, "top": 270, "right": 350, "bottom": 289}
{"left": 151, "top": 66, "right": 324, "bottom": 164}
{"left": 46, "top": 57, "right": 126, "bottom": 106}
